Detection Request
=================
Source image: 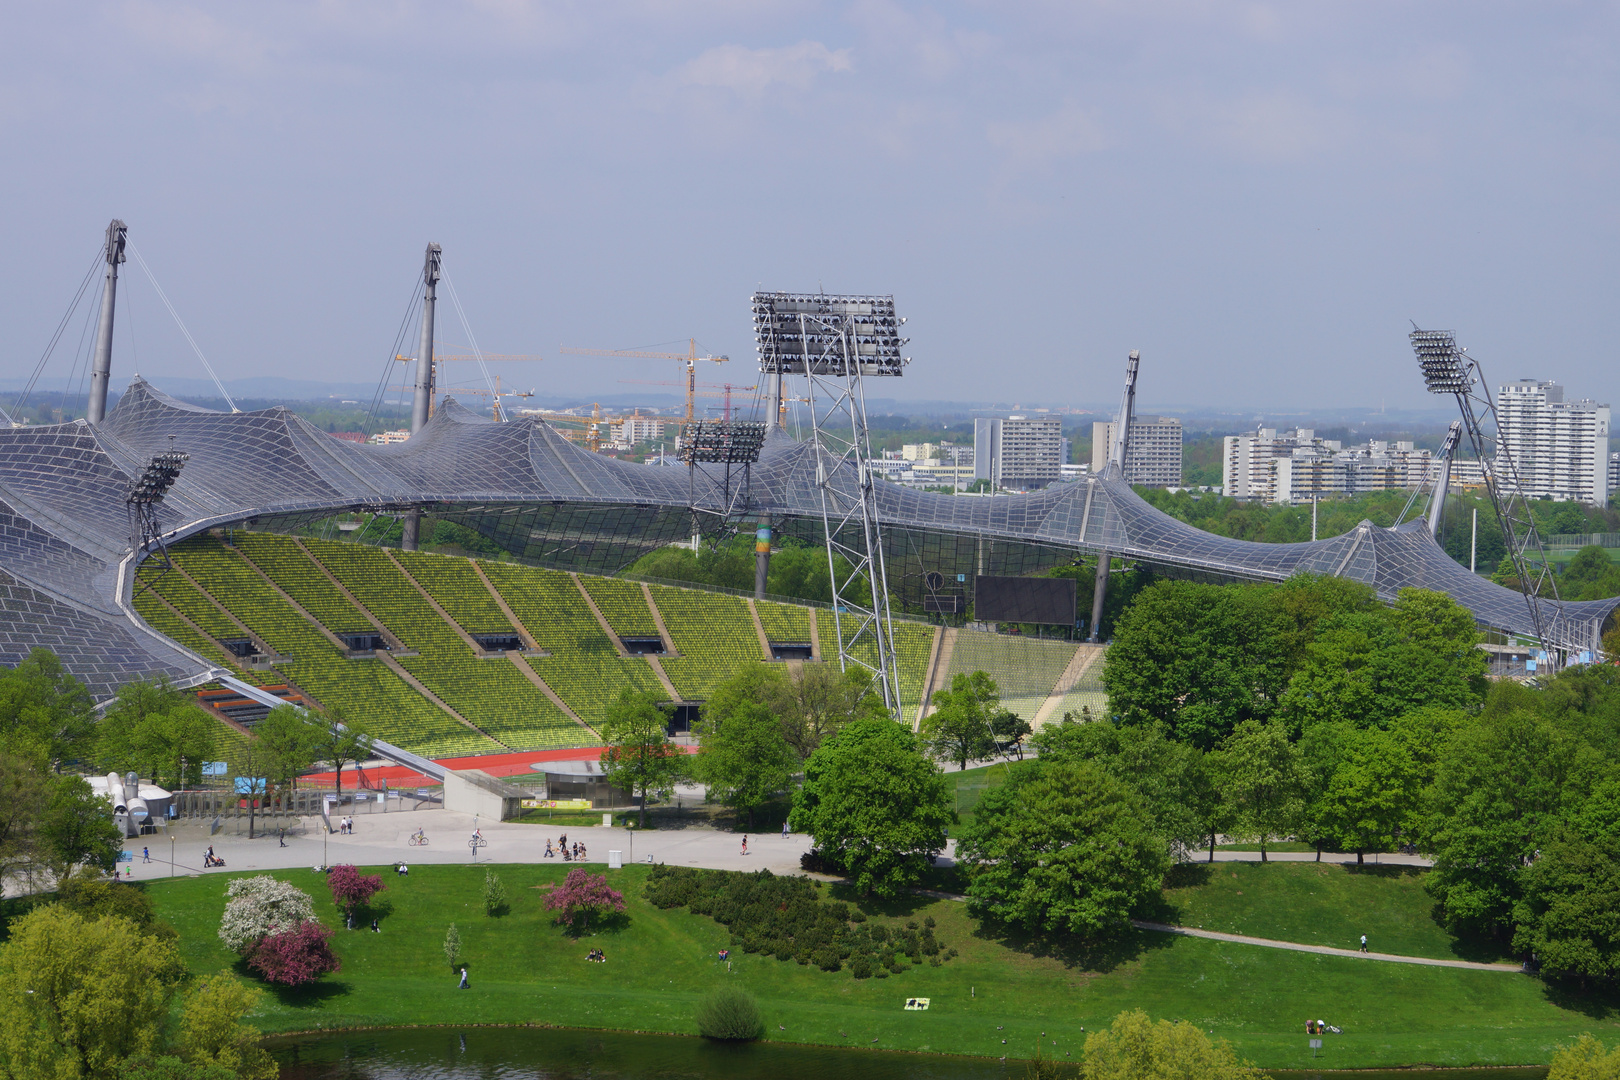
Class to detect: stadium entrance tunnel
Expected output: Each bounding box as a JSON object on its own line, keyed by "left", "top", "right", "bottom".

{"left": 472, "top": 633, "right": 524, "bottom": 654}
{"left": 665, "top": 703, "right": 699, "bottom": 736}
{"left": 340, "top": 632, "right": 388, "bottom": 653}
{"left": 770, "top": 642, "right": 814, "bottom": 660}
{"left": 622, "top": 637, "right": 666, "bottom": 655}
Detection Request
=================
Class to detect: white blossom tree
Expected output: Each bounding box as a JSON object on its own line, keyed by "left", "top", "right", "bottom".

{"left": 218, "top": 876, "right": 316, "bottom": 954}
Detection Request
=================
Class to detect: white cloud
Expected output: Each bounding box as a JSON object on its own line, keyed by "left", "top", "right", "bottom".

{"left": 676, "top": 40, "right": 853, "bottom": 95}
{"left": 987, "top": 101, "right": 1110, "bottom": 166}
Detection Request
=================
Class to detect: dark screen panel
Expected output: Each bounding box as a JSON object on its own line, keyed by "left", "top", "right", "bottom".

{"left": 973, "top": 575, "right": 1076, "bottom": 625}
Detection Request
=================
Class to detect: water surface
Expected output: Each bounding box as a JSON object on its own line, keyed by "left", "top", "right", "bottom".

{"left": 271, "top": 1028, "right": 1550, "bottom": 1080}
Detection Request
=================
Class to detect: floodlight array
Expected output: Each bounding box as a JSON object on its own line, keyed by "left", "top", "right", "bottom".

{"left": 752, "top": 291, "right": 908, "bottom": 376}
{"left": 679, "top": 420, "right": 766, "bottom": 464}
{"left": 125, "top": 451, "right": 189, "bottom": 506}
{"left": 1409, "top": 329, "right": 1471, "bottom": 395}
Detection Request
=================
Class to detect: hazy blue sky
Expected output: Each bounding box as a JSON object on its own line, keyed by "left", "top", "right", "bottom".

{"left": 5, "top": 2, "right": 1618, "bottom": 412}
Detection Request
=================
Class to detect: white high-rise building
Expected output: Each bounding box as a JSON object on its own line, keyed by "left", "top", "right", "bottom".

{"left": 974, "top": 415, "right": 1062, "bottom": 489}
{"left": 1091, "top": 415, "right": 1183, "bottom": 486}
{"left": 1494, "top": 381, "right": 1610, "bottom": 504}
{"left": 1222, "top": 427, "right": 1438, "bottom": 505}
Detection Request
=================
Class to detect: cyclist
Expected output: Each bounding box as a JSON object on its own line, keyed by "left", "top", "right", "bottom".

{"left": 411, "top": 828, "right": 427, "bottom": 846}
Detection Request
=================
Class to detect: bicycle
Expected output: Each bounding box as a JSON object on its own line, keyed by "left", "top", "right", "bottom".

{"left": 409, "top": 832, "right": 429, "bottom": 847}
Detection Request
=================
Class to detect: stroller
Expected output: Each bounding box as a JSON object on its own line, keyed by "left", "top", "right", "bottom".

{"left": 203, "top": 850, "right": 227, "bottom": 868}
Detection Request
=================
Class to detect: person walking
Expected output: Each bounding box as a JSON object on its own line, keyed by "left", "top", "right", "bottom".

{"left": 1360, "top": 934, "right": 1368, "bottom": 953}
{"left": 458, "top": 967, "right": 469, "bottom": 989}
{"left": 781, "top": 821, "right": 789, "bottom": 840}
{"left": 141, "top": 846, "right": 150, "bottom": 864}
{"left": 740, "top": 836, "right": 748, "bottom": 856}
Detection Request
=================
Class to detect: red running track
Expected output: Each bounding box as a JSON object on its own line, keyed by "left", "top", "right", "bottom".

{"left": 303, "top": 745, "right": 694, "bottom": 788}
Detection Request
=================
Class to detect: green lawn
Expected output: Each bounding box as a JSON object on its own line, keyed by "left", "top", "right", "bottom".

{"left": 143, "top": 863, "right": 1616, "bottom": 1070}
{"left": 1158, "top": 861, "right": 1516, "bottom": 964}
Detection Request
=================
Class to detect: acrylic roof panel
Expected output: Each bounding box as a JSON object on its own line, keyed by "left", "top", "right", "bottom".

{"left": 0, "top": 377, "right": 1611, "bottom": 699}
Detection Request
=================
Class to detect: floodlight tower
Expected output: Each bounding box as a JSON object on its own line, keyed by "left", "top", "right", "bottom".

{"left": 125, "top": 447, "right": 190, "bottom": 567}
{"left": 1089, "top": 351, "right": 1139, "bottom": 643}
{"left": 752, "top": 291, "right": 908, "bottom": 716}
{"left": 86, "top": 220, "right": 128, "bottom": 425}
{"left": 1409, "top": 328, "right": 1564, "bottom": 663}
{"left": 402, "top": 243, "right": 441, "bottom": 552}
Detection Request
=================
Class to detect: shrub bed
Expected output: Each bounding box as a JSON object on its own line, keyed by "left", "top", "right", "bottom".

{"left": 644, "top": 865, "right": 955, "bottom": 977}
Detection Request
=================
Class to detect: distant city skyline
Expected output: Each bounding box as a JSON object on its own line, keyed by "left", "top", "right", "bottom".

{"left": 5, "top": 4, "right": 1617, "bottom": 412}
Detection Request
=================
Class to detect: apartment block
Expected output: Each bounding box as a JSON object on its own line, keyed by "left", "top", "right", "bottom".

{"left": 1091, "top": 415, "right": 1183, "bottom": 486}
{"left": 974, "top": 415, "right": 1063, "bottom": 489}
{"left": 1495, "top": 381, "right": 1610, "bottom": 504}
{"left": 1222, "top": 427, "right": 1438, "bottom": 505}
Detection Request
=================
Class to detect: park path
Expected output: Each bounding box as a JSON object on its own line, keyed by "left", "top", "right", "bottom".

{"left": 1129, "top": 920, "right": 1521, "bottom": 972}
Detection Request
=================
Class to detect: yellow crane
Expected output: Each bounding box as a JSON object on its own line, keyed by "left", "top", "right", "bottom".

{"left": 617, "top": 378, "right": 758, "bottom": 421}
{"left": 392, "top": 351, "right": 543, "bottom": 421}
{"left": 558, "top": 339, "right": 728, "bottom": 424}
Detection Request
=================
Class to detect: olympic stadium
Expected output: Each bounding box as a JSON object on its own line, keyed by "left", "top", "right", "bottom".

{"left": 2, "top": 233, "right": 1616, "bottom": 763}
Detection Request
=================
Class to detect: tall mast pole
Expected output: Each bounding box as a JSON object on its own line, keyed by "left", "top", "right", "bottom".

{"left": 1090, "top": 350, "right": 1138, "bottom": 643}
{"left": 86, "top": 220, "right": 128, "bottom": 424}
{"left": 409, "top": 244, "right": 441, "bottom": 433}
{"left": 402, "top": 243, "right": 441, "bottom": 552}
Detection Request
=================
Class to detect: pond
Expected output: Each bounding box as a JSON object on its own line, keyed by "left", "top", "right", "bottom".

{"left": 270, "top": 1027, "right": 1551, "bottom": 1079}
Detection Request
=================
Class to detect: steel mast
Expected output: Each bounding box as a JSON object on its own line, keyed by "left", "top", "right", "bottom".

{"left": 402, "top": 243, "right": 441, "bottom": 552}
{"left": 86, "top": 220, "right": 128, "bottom": 425}
{"left": 1089, "top": 351, "right": 1139, "bottom": 643}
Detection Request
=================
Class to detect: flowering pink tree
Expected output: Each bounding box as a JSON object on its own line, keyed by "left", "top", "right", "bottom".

{"left": 247, "top": 922, "right": 341, "bottom": 985}
{"left": 326, "top": 864, "right": 385, "bottom": 915}
{"left": 543, "top": 869, "right": 625, "bottom": 932}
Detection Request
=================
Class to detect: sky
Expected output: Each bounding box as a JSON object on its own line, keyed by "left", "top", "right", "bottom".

{"left": 5, "top": 2, "right": 1620, "bottom": 414}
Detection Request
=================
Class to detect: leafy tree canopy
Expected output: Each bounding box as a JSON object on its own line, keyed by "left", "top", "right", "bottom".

{"left": 920, "top": 671, "right": 1000, "bottom": 771}
{"left": 791, "top": 719, "right": 952, "bottom": 898}
{"left": 695, "top": 700, "right": 799, "bottom": 826}
{"left": 599, "top": 688, "right": 684, "bottom": 827}
{"left": 957, "top": 759, "right": 1168, "bottom": 939}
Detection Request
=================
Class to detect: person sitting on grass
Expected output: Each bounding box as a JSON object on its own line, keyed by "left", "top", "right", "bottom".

{"left": 396, "top": 863, "right": 409, "bottom": 876}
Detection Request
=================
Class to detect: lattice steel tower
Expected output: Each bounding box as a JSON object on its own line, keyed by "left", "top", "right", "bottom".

{"left": 1409, "top": 327, "right": 1566, "bottom": 664}
{"left": 752, "top": 292, "right": 909, "bottom": 715}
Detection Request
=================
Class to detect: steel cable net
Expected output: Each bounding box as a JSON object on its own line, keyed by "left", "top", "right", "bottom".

{"left": 0, "top": 373, "right": 1610, "bottom": 699}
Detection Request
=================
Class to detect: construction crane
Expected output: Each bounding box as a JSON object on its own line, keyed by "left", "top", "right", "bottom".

{"left": 617, "top": 378, "right": 758, "bottom": 420}
{"left": 518, "top": 403, "right": 608, "bottom": 453}
{"left": 558, "top": 339, "right": 728, "bottom": 424}
{"left": 393, "top": 351, "right": 543, "bottom": 421}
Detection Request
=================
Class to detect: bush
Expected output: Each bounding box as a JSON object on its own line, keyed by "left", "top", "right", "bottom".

{"left": 246, "top": 922, "right": 341, "bottom": 986}
{"left": 218, "top": 876, "right": 316, "bottom": 954}
{"left": 326, "top": 864, "right": 385, "bottom": 916}
{"left": 851, "top": 957, "right": 872, "bottom": 979}
{"left": 799, "top": 849, "right": 842, "bottom": 875}
{"left": 642, "top": 864, "right": 953, "bottom": 980}
{"left": 483, "top": 870, "right": 508, "bottom": 917}
{"left": 444, "top": 923, "right": 462, "bottom": 968}
{"left": 544, "top": 869, "right": 625, "bottom": 931}
{"left": 695, "top": 985, "right": 764, "bottom": 1041}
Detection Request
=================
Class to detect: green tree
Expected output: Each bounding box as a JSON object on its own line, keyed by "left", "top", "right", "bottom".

{"left": 0, "top": 905, "right": 185, "bottom": 1079}
{"left": 483, "top": 869, "right": 508, "bottom": 916}
{"left": 254, "top": 705, "right": 322, "bottom": 792}
{"left": 1102, "top": 580, "right": 1289, "bottom": 748}
{"left": 310, "top": 708, "right": 373, "bottom": 801}
{"left": 40, "top": 774, "right": 123, "bottom": 876}
{"left": 1081, "top": 1008, "right": 1266, "bottom": 1080}
{"left": 1314, "top": 726, "right": 1421, "bottom": 864}
{"left": 1549, "top": 1034, "right": 1620, "bottom": 1080}
{"left": 0, "top": 752, "right": 47, "bottom": 886}
{"left": 176, "top": 974, "right": 278, "bottom": 1080}
{"left": 227, "top": 739, "right": 271, "bottom": 841}
{"left": 777, "top": 663, "right": 888, "bottom": 758}
{"left": 1033, "top": 718, "right": 1217, "bottom": 859}
{"left": 444, "top": 923, "right": 462, "bottom": 968}
{"left": 1512, "top": 825, "right": 1620, "bottom": 982}
{"left": 1558, "top": 545, "right": 1620, "bottom": 601}
{"left": 1216, "top": 720, "right": 1303, "bottom": 862}
{"left": 988, "top": 709, "right": 1032, "bottom": 759}
{"left": 790, "top": 719, "right": 952, "bottom": 898}
{"left": 921, "top": 671, "right": 999, "bottom": 770}
{"left": 1279, "top": 589, "right": 1486, "bottom": 735}
{"left": 695, "top": 701, "right": 798, "bottom": 827}
{"left": 599, "top": 688, "right": 683, "bottom": 828}
{"left": 0, "top": 648, "right": 97, "bottom": 771}
{"left": 1423, "top": 705, "right": 1575, "bottom": 938}
{"left": 957, "top": 759, "right": 1168, "bottom": 938}
{"left": 99, "top": 678, "right": 220, "bottom": 790}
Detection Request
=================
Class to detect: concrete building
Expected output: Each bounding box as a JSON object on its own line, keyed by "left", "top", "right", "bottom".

{"left": 1222, "top": 427, "right": 1440, "bottom": 505}
{"left": 1610, "top": 452, "right": 1619, "bottom": 499}
{"left": 974, "top": 415, "right": 1062, "bottom": 489}
{"left": 610, "top": 412, "right": 664, "bottom": 448}
{"left": 1091, "top": 415, "right": 1183, "bottom": 486}
{"left": 1495, "top": 381, "right": 1610, "bottom": 504}
{"left": 369, "top": 429, "right": 410, "bottom": 445}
